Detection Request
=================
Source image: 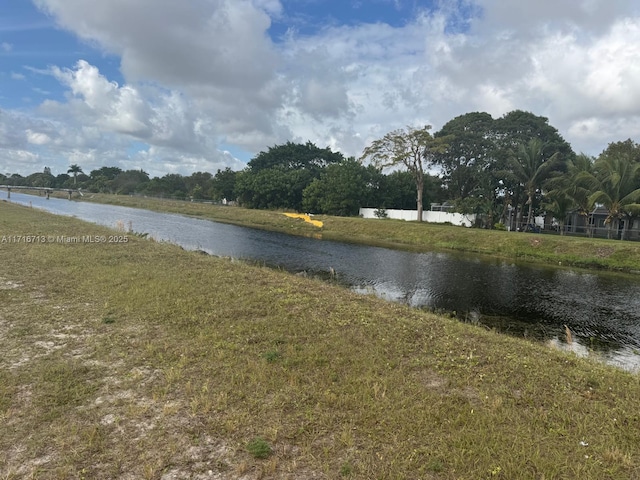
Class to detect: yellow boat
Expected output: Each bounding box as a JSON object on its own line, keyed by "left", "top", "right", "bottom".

{"left": 284, "top": 213, "right": 323, "bottom": 228}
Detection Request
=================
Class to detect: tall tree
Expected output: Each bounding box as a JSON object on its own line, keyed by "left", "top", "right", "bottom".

{"left": 494, "top": 111, "right": 573, "bottom": 225}
{"left": 302, "top": 158, "right": 381, "bottom": 216}
{"left": 26, "top": 167, "right": 55, "bottom": 188}
{"left": 494, "top": 110, "right": 574, "bottom": 162}
{"left": 237, "top": 141, "right": 344, "bottom": 211}
{"left": 235, "top": 168, "right": 300, "bottom": 209}
{"left": 184, "top": 171, "right": 213, "bottom": 200}
{"left": 599, "top": 139, "right": 640, "bottom": 165}
{"left": 111, "top": 169, "right": 150, "bottom": 195}
{"left": 210, "top": 168, "right": 237, "bottom": 202}
{"left": 55, "top": 174, "right": 71, "bottom": 188}
{"left": 142, "top": 174, "right": 188, "bottom": 199}
{"left": 360, "top": 126, "right": 449, "bottom": 222}
{"left": 378, "top": 170, "right": 445, "bottom": 210}
{"left": 434, "top": 112, "right": 497, "bottom": 201}
{"left": 505, "top": 138, "right": 563, "bottom": 228}
{"left": 88, "top": 166, "right": 123, "bottom": 193}
{"left": 90, "top": 166, "right": 123, "bottom": 180}
{"left": 248, "top": 141, "right": 343, "bottom": 173}
{"left": 587, "top": 156, "right": 640, "bottom": 239}
{"left": 8, "top": 174, "right": 24, "bottom": 186}
{"left": 67, "top": 164, "right": 84, "bottom": 185}
{"left": 542, "top": 189, "right": 574, "bottom": 235}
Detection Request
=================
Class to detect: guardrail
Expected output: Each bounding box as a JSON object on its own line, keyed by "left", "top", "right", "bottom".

{"left": 0, "top": 185, "right": 82, "bottom": 200}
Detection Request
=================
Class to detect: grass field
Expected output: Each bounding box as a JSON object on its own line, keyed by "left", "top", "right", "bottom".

{"left": 2, "top": 199, "right": 640, "bottom": 479}
{"left": 74, "top": 193, "right": 640, "bottom": 274}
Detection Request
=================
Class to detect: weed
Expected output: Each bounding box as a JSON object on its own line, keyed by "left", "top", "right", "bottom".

{"left": 247, "top": 437, "right": 272, "bottom": 459}
{"left": 262, "top": 350, "right": 281, "bottom": 363}
{"left": 340, "top": 462, "right": 354, "bottom": 476}
{"left": 426, "top": 459, "right": 444, "bottom": 472}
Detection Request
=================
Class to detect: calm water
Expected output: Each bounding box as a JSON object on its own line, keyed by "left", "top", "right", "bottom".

{"left": 5, "top": 192, "right": 640, "bottom": 371}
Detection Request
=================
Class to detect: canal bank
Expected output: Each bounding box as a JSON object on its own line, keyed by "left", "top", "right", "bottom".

{"left": 2, "top": 200, "right": 640, "bottom": 479}
{"left": 5, "top": 191, "right": 640, "bottom": 369}
{"left": 72, "top": 193, "right": 640, "bottom": 274}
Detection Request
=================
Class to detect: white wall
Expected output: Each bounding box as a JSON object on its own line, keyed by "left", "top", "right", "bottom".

{"left": 359, "top": 208, "right": 476, "bottom": 227}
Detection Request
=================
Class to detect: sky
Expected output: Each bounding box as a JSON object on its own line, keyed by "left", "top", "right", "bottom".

{"left": 1, "top": 0, "right": 640, "bottom": 178}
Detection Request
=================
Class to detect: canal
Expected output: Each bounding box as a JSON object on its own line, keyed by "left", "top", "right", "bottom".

{"left": 5, "top": 192, "right": 640, "bottom": 372}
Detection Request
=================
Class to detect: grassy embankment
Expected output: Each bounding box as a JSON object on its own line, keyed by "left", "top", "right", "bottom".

{"left": 2, "top": 200, "right": 640, "bottom": 479}
{"left": 74, "top": 193, "right": 640, "bottom": 274}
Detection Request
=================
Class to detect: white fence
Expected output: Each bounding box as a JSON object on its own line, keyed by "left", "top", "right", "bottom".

{"left": 359, "top": 208, "right": 476, "bottom": 227}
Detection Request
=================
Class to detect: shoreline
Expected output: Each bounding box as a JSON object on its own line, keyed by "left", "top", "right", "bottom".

{"left": 76, "top": 193, "right": 640, "bottom": 275}
{"left": 6, "top": 189, "right": 640, "bottom": 274}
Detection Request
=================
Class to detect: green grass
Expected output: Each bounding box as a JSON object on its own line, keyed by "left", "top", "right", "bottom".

{"left": 76, "top": 193, "right": 640, "bottom": 274}
{"left": 2, "top": 200, "right": 640, "bottom": 479}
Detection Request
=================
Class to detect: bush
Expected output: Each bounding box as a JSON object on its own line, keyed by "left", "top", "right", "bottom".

{"left": 247, "top": 437, "right": 272, "bottom": 459}
{"left": 374, "top": 208, "right": 388, "bottom": 219}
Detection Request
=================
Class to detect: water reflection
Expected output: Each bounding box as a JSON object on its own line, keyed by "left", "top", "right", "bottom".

{"left": 5, "top": 192, "right": 640, "bottom": 372}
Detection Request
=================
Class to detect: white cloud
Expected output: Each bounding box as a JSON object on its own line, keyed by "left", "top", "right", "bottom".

{"left": 51, "top": 61, "right": 150, "bottom": 137}
{"left": 26, "top": 129, "right": 51, "bottom": 145}
{"left": 445, "top": 2, "right": 640, "bottom": 154}
{"left": 2, "top": 0, "right": 640, "bottom": 177}
{"left": 34, "top": 59, "right": 245, "bottom": 175}
{"left": 473, "top": 0, "right": 636, "bottom": 33}
{"left": 0, "top": 149, "right": 40, "bottom": 174}
{"left": 34, "top": 0, "right": 287, "bottom": 152}
{"left": 0, "top": 60, "right": 245, "bottom": 177}
{"left": 252, "top": 0, "right": 282, "bottom": 16}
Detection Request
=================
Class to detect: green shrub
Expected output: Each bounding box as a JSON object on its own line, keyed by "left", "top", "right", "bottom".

{"left": 373, "top": 208, "right": 388, "bottom": 219}
{"left": 247, "top": 437, "right": 272, "bottom": 459}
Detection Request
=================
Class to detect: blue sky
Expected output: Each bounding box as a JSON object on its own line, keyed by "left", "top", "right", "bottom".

{"left": 1, "top": 0, "right": 640, "bottom": 178}
{"left": 0, "top": 1, "right": 120, "bottom": 107}
{"left": 271, "top": 0, "right": 448, "bottom": 36}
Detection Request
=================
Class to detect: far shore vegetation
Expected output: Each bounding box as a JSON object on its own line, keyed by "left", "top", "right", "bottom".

{"left": 32, "top": 191, "right": 640, "bottom": 274}
{"left": 2, "top": 200, "right": 640, "bottom": 479}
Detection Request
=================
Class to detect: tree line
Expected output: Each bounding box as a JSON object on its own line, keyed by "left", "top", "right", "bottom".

{"left": 431, "top": 111, "right": 640, "bottom": 238}
{"left": 1, "top": 142, "right": 445, "bottom": 217}
{"left": 3, "top": 110, "right": 640, "bottom": 238}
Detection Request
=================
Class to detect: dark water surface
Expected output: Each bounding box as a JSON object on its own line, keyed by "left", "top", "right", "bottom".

{"left": 5, "top": 192, "right": 640, "bottom": 372}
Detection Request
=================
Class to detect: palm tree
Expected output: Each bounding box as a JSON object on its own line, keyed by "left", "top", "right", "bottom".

{"left": 506, "top": 138, "right": 563, "bottom": 229}
{"left": 67, "top": 164, "right": 83, "bottom": 185}
{"left": 564, "top": 154, "right": 597, "bottom": 236}
{"left": 586, "top": 156, "right": 640, "bottom": 239}
{"left": 542, "top": 189, "right": 574, "bottom": 235}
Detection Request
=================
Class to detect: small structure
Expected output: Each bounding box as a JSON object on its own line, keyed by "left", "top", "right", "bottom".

{"left": 563, "top": 206, "right": 640, "bottom": 240}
